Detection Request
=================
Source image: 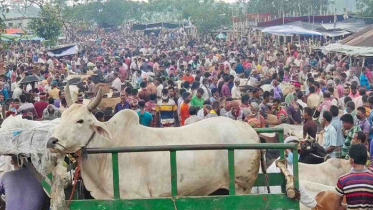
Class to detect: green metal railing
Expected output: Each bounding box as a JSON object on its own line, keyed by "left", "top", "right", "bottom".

{"left": 44, "top": 128, "right": 300, "bottom": 210}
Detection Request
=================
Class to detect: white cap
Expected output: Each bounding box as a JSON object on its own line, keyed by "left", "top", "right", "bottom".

{"left": 284, "top": 136, "right": 299, "bottom": 144}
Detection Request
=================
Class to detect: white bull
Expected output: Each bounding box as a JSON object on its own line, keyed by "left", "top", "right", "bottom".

{"left": 261, "top": 83, "right": 295, "bottom": 96}
{"left": 47, "top": 86, "right": 263, "bottom": 199}
{"left": 253, "top": 158, "right": 347, "bottom": 209}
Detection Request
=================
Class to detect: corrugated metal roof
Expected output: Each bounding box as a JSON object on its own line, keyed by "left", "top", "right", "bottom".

{"left": 340, "top": 25, "right": 373, "bottom": 47}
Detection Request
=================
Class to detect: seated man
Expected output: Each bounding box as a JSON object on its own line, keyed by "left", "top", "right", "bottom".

{"left": 0, "top": 156, "right": 48, "bottom": 210}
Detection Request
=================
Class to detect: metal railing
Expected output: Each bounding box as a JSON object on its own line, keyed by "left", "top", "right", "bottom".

{"left": 44, "top": 127, "right": 300, "bottom": 209}
{"left": 85, "top": 143, "right": 299, "bottom": 199}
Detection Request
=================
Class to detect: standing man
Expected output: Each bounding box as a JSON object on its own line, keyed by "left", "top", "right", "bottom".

{"left": 321, "top": 111, "right": 339, "bottom": 158}
{"left": 137, "top": 100, "right": 153, "bottom": 127}
{"left": 330, "top": 105, "right": 345, "bottom": 158}
{"left": 341, "top": 114, "right": 362, "bottom": 158}
{"left": 357, "top": 106, "right": 370, "bottom": 139}
{"left": 114, "top": 93, "right": 130, "bottom": 114}
{"left": 303, "top": 107, "right": 318, "bottom": 139}
{"left": 221, "top": 76, "right": 231, "bottom": 97}
{"left": 180, "top": 92, "right": 192, "bottom": 126}
{"left": 155, "top": 89, "right": 179, "bottom": 127}
{"left": 34, "top": 92, "right": 48, "bottom": 120}
{"left": 334, "top": 144, "right": 373, "bottom": 209}
{"left": 190, "top": 88, "right": 204, "bottom": 109}
{"left": 0, "top": 156, "right": 48, "bottom": 210}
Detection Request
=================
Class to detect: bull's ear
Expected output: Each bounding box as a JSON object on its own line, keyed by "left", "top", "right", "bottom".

{"left": 92, "top": 122, "right": 112, "bottom": 140}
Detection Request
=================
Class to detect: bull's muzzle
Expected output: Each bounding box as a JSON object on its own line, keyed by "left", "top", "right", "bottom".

{"left": 47, "top": 137, "right": 59, "bottom": 149}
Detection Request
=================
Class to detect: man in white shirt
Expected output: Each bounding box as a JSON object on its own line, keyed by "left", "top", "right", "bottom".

{"left": 155, "top": 78, "right": 163, "bottom": 98}
{"left": 111, "top": 73, "right": 122, "bottom": 93}
{"left": 231, "top": 79, "right": 241, "bottom": 99}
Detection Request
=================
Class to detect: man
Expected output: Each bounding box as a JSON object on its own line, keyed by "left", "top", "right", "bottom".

{"left": 185, "top": 106, "right": 203, "bottom": 125}
{"left": 225, "top": 101, "right": 243, "bottom": 120}
{"left": 349, "top": 83, "right": 360, "bottom": 99}
{"left": 307, "top": 86, "right": 321, "bottom": 110}
{"left": 338, "top": 85, "right": 350, "bottom": 110}
{"left": 138, "top": 81, "right": 150, "bottom": 102}
{"left": 48, "top": 81, "right": 60, "bottom": 100}
{"left": 42, "top": 97, "right": 61, "bottom": 119}
{"left": 154, "top": 78, "right": 163, "bottom": 98}
{"left": 190, "top": 88, "right": 204, "bottom": 109}
{"left": 250, "top": 88, "right": 262, "bottom": 105}
{"left": 330, "top": 105, "right": 345, "bottom": 158}
{"left": 317, "top": 91, "right": 332, "bottom": 124}
{"left": 321, "top": 111, "right": 339, "bottom": 158}
{"left": 146, "top": 77, "right": 157, "bottom": 95}
{"left": 346, "top": 101, "right": 358, "bottom": 125}
{"left": 137, "top": 100, "right": 153, "bottom": 127}
{"left": 0, "top": 82, "right": 9, "bottom": 100}
{"left": 205, "top": 101, "right": 220, "bottom": 118}
{"left": 231, "top": 79, "right": 241, "bottom": 99}
{"left": 260, "top": 91, "right": 271, "bottom": 119}
{"left": 114, "top": 93, "right": 130, "bottom": 114}
{"left": 0, "top": 156, "right": 48, "bottom": 210}
{"left": 220, "top": 76, "right": 231, "bottom": 97}
{"left": 182, "top": 69, "right": 194, "bottom": 84}
{"left": 303, "top": 107, "right": 318, "bottom": 139}
{"left": 357, "top": 106, "right": 370, "bottom": 139}
{"left": 112, "top": 73, "right": 122, "bottom": 93}
{"left": 155, "top": 89, "right": 179, "bottom": 127}
{"left": 201, "top": 78, "right": 211, "bottom": 100}
{"left": 180, "top": 92, "right": 192, "bottom": 126}
{"left": 34, "top": 92, "right": 48, "bottom": 119}
{"left": 351, "top": 131, "right": 371, "bottom": 168}
{"left": 18, "top": 94, "right": 37, "bottom": 119}
{"left": 334, "top": 144, "right": 373, "bottom": 209}
{"left": 341, "top": 114, "right": 362, "bottom": 158}
{"left": 210, "top": 88, "right": 220, "bottom": 102}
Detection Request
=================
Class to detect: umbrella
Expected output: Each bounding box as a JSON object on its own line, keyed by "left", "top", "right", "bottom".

{"left": 216, "top": 33, "right": 227, "bottom": 39}
{"left": 19, "top": 75, "right": 41, "bottom": 84}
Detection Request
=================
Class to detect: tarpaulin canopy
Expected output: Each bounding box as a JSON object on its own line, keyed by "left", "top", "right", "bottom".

{"left": 47, "top": 44, "right": 79, "bottom": 57}
{"left": 262, "top": 25, "right": 323, "bottom": 36}
{"left": 0, "top": 34, "right": 44, "bottom": 42}
{"left": 321, "top": 43, "right": 373, "bottom": 57}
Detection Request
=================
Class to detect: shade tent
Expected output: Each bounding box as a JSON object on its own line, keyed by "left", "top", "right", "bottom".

{"left": 321, "top": 43, "right": 373, "bottom": 57}
{"left": 262, "top": 25, "right": 323, "bottom": 36}
{"left": 47, "top": 44, "right": 79, "bottom": 57}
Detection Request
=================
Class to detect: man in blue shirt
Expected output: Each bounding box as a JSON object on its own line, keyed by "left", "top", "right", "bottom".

{"left": 114, "top": 93, "right": 130, "bottom": 114}
{"left": 137, "top": 100, "right": 152, "bottom": 127}
{"left": 235, "top": 60, "right": 244, "bottom": 74}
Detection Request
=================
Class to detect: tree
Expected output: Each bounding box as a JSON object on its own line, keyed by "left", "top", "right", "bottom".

{"left": 357, "top": 0, "right": 373, "bottom": 17}
{"left": 28, "top": 4, "right": 63, "bottom": 45}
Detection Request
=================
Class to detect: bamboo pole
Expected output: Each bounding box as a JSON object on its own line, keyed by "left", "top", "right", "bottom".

{"left": 275, "top": 159, "right": 298, "bottom": 199}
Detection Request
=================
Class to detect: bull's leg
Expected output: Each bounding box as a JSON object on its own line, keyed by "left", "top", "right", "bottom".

{"left": 235, "top": 176, "right": 255, "bottom": 194}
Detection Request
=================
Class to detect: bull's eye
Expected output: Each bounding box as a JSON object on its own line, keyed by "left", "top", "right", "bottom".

{"left": 77, "top": 119, "right": 84, "bottom": 124}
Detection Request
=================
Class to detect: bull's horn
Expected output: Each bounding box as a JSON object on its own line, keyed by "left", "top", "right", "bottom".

{"left": 65, "top": 85, "right": 74, "bottom": 107}
{"left": 87, "top": 88, "right": 103, "bottom": 112}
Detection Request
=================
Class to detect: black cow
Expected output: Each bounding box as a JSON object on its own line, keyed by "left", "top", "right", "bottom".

{"left": 299, "top": 140, "right": 329, "bottom": 164}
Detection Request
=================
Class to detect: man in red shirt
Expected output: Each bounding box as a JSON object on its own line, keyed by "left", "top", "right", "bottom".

{"left": 33, "top": 93, "right": 48, "bottom": 120}
{"left": 182, "top": 69, "right": 194, "bottom": 84}
{"left": 180, "top": 92, "right": 192, "bottom": 126}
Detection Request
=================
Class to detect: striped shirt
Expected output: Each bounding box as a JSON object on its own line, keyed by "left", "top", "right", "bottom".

{"left": 336, "top": 168, "right": 373, "bottom": 209}
{"left": 343, "top": 125, "right": 362, "bottom": 157}
{"left": 155, "top": 100, "right": 177, "bottom": 125}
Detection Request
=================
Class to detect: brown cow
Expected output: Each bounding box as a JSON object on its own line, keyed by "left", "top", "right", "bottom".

{"left": 315, "top": 191, "right": 346, "bottom": 210}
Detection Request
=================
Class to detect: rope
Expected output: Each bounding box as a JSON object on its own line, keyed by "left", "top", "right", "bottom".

{"left": 66, "top": 151, "right": 81, "bottom": 209}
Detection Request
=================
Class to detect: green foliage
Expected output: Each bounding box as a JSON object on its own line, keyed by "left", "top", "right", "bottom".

{"left": 357, "top": 0, "right": 373, "bottom": 17}
{"left": 28, "top": 4, "right": 62, "bottom": 45}
{"left": 63, "top": 0, "right": 334, "bottom": 32}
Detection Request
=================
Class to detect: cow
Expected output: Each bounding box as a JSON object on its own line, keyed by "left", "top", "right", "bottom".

{"left": 260, "top": 83, "right": 295, "bottom": 97}
{"left": 253, "top": 158, "right": 349, "bottom": 209}
{"left": 298, "top": 140, "right": 328, "bottom": 164}
{"left": 47, "top": 86, "right": 264, "bottom": 199}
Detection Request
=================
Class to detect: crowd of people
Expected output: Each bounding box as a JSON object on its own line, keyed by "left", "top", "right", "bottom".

{"left": 0, "top": 28, "right": 373, "bottom": 209}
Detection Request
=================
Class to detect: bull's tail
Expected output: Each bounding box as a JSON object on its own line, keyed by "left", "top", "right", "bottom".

{"left": 259, "top": 138, "right": 271, "bottom": 194}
